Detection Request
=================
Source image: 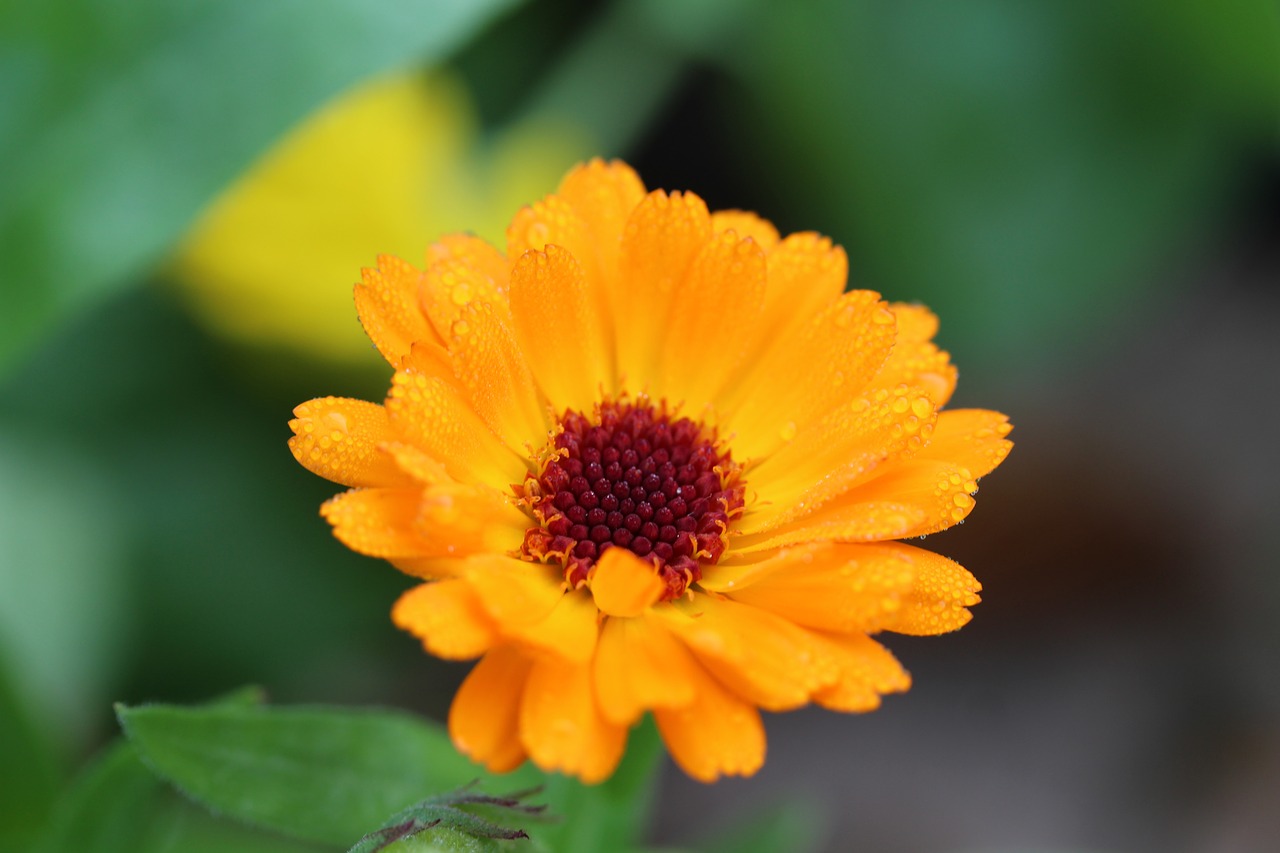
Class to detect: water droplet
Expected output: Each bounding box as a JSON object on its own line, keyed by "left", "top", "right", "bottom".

{"left": 911, "top": 398, "right": 931, "bottom": 418}
{"left": 779, "top": 422, "right": 798, "bottom": 442}
{"left": 451, "top": 319, "right": 470, "bottom": 337}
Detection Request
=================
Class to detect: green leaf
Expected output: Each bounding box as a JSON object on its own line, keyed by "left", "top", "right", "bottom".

{"left": 116, "top": 701, "right": 537, "bottom": 845}
{"left": 533, "top": 715, "right": 664, "bottom": 853}
{"left": 349, "top": 784, "right": 542, "bottom": 853}
{"left": 32, "top": 740, "right": 328, "bottom": 853}
{"left": 31, "top": 687, "right": 308, "bottom": 853}
{"left": 0, "top": 0, "right": 522, "bottom": 375}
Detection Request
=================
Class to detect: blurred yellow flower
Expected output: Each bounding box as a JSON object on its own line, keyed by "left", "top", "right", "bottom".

{"left": 172, "top": 70, "right": 589, "bottom": 361}
{"left": 290, "top": 160, "right": 1013, "bottom": 783}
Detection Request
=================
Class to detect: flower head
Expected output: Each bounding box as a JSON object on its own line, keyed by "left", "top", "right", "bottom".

{"left": 289, "top": 160, "right": 1012, "bottom": 783}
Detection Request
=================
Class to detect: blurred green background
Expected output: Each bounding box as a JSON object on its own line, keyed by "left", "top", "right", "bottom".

{"left": 2, "top": 0, "right": 1278, "bottom": 851}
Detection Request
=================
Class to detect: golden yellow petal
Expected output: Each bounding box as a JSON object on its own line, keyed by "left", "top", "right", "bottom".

{"left": 658, "top": 230, "right": 767, "bottom": 409}
{"left": 288, "top": 397, "right": 409, "bottom": 488}
{"left": 709, "top": 209, "right": 780, "bottom": 249}
{"left": 444, "top": 300, "right": 548, "bottom": 453}
{"left": 723, "top": 543, "right": 916, "bottom": 634}
{"left": 918, "top": 409, "right": 1014, "bottom": 479}
{"left": 656, "top": 596, "right": 838, "bottom": 711}
{"left": 320, "top": 488, "right": 424, "bottom": 558}
{"left": 881, "top": 543, "right": 982, "bottom": 636}
{"left": 449, "top": 645, "right": 531, "bottom": 773}
{"left": 508, "top": 245, "right": 612, "bottom": 414}
{"left": 654, "top": 661, "right": 765, "bottom": 782}
{"left": 740, "top": 385, "right": 938, "bottom": 534}
{"left": 392, "top": 579, "right": 499, "bottom": 660}
{"left": 811, "top": 631, "right": 911, "bottom": 713}
{"left": 724, "top": 290, "right": 898, "bottom": 463}
{"left": 353, "top": 255, "right": 437, "bottom": 367}
{"left": 519, "top": 655, "right": 627, "bottom": 784}
{"left": 588, "top": 547, "right": 666, "bottom": 618}
{"left": 384, "top": 369, "right": 524, "bottom": 490}
{"left": 592, "top": 614, "right": 699, "bottom": 725}
{"left": 615, "top": 190, "right": 713, "bottom": 390}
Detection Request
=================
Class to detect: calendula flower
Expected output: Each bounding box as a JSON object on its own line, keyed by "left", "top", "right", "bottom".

{"left": 289, "top": 160, "right": 1012, "bottom": 783}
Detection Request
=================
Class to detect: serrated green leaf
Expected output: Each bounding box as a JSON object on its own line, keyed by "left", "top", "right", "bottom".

{"left": 0, "top": 0, "right": 523, "bottom": 374}
{"left": 117, "top": 701, "right": 539, "bottom": 845}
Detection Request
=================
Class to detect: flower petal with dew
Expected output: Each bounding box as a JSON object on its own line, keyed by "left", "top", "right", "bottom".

{"left": 290, "top": 160, "right": 1013, "bottom": 783}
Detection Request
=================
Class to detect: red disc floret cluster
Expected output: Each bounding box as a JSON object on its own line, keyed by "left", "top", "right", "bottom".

{"left": 520, "top": 399, "right": 744, "bottom": 600}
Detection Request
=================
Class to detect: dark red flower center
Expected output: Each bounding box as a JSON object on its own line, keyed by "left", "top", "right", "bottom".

{"left": 520, "top": 399, "right": 744, "bottom": 600}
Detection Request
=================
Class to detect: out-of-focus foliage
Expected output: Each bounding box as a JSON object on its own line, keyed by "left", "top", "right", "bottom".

{"left": 0, "top": 0, "right": 522, "bottom": 373}
{"left": 723, "top": 0, "right": 1279, "bottom": 368}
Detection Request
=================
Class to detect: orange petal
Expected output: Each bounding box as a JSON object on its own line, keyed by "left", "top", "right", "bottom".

{"left": 869, "top": 303, "right": 957, "bottom": 406}
{"left": 882, "top": 543, "right": 982, "bottom": 636}
{"left": 419, "top": 237, "right": 512, "bottom": 339}
{"left": 658, "top": 229, "right": 767, "bottom": 409}
{"left": 505, "top": 588, "right": 599, "bottom": 665}
{"left": 917, "top": 409, "right": 1013, "bottom": 480}
{"left": 555, "top": 158, "right": 646, "bottom": 284}
{"left": 837, "top": 457, "right": 981, "bottom": 539}
{"left": 709, "top": 209, "right": 780, "bottom": 250}
{"left": 761, "top": 232, "right": 849, "bottom": 338}
{"left": 461, "top": 555, "right": 565, "bottom": 628}
{"left": 384, "top": 369, "right": 524, "bottom": 490}
{"left": 413, "top": 482, "right": 529, "bottom": 556}
{"left": 739, "top": 385, "right": 938, "bottom": 534}
{"left": 725, "top": 291, "right": 898, "bottom": 463}
{"left": 426, "top": 233, "right": 510, "bottom": 288}
{"left": 508, "top": 245, "right": 612, "bottom": 414}
{"left": 449, "top": 645, "right": 532, "bottom": 773}
{"left": 320, "top": 488, "right": 424, "bottom": 558}
{"left": 716, "top": 233, "right": 849, "bottom": 413}
{"left": 731, "top": 501, "right": 927, "bottom": 554}
{"left": 614, "top": 190, "right": 713, "bottom": 390}
{"left": 588, "top": 548, "right": 665, "bottom": 618}
{"left": 654, "top": 661, "right": 765, "bottom": 782}
{"left": 519, "top": 655, "right": 627, "bottom": 783}
{"left": 811, "top": 631, "right": 911, "bottom": 713}
{"left": 353, "top": 254, "right": 437, "bottom": 366}
{"left": 445, "top": 300, "right": 548, "bottom": 454}
{"left": 656, "top": 596, "right": 838, "bottom": 711}
{"left": 592, "top": 614, "right": 699, "bottom": 725}
{"left": 723, "top": 543, "right": 916, "bottom": 634}
{"left": 392, "top": 579, "right": 499, "bottom": 660}
{"left": 289, "top": 397, "right": 410, "bottom": 488}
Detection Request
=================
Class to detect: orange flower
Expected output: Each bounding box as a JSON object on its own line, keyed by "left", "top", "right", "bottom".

{"left": 289, "top": 160, "right": 1012, "bottom": 783}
